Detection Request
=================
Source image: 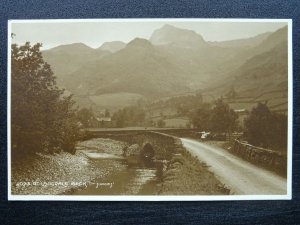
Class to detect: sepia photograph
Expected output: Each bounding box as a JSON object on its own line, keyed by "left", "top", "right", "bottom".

{"left": 8, "top": 19, "right": 292, "bottom": 200}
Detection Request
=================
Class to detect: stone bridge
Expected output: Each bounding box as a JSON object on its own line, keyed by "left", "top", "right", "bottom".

{"left": 85, "top": 129, "right": 185, "bottom": 160}
{"left": 83, "top": 128, "right": 286, "bottom": 176}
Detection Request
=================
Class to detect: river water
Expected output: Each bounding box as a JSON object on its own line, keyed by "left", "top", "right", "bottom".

{"left": 68, "top": 139, "right": 161, "bottom": 195}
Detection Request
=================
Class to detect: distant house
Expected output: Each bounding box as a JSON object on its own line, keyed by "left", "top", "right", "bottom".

{"left": 96, "top": 117, "right": 113, "bottom": 128}
{"left": 234, "top": 109, "right": 248, "bottom": 114}
{"left": 87, "top": 116, "right": 113, "bottom": 128}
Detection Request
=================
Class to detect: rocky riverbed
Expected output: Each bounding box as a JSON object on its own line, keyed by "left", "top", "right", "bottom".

{"left": 11, "top": 137, "right": 230, "bottom": 196}
{"left": 11, "top": 138, "right": 127, "bottom": 195}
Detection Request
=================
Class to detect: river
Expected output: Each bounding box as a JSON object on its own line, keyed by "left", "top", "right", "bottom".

{"left": 66, "top": 138, "right": 161, "bottom": 195}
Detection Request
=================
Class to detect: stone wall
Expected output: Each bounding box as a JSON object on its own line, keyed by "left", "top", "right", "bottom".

{"left": 231, "top": 139, "right": 287, "bottom": 176}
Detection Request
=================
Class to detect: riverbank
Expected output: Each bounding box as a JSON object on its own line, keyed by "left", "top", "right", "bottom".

{"left": 11, "top": 139, "right": 126, "bottom": 195}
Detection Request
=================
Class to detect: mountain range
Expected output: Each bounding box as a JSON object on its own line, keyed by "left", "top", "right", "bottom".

{"left": 42, "top": 24, "right": 288, "bottom": 110}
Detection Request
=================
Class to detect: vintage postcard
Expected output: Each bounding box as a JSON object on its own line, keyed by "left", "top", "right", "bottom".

{"left": 8, "top": 19, "right": 292, "bottom": 201}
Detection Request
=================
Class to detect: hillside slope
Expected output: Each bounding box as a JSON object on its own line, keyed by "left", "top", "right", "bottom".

{"left": 41, "top": 25, "right": 288, "bottom": 111}
{"left": 42, "top": 43, "right": 110, "bottom": 86}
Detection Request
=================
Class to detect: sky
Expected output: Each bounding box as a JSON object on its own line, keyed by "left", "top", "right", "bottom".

{"left": 11, "top": 19, "right": 288, "bottom": 50}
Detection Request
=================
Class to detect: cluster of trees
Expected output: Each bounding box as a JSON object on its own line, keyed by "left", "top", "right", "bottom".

{"left": 11, "top": 43, "right": 79, "bottom": 156}
{"left": 112, "top": 106, "right": 146, "bottom": 127}
{"left": 76, "top": 108, "right": 94, "bottom": 127}
{"left": 190, "top": 98, "right": 287, "bottom": 152}
{"left": 244, "top": 103, "right": 287, "bottom": 151}
{"left": 76, "top": 108, "right": 111, "bottom": 128}
{"left": 190, "top": 99, "right": 238, "bottom": 134}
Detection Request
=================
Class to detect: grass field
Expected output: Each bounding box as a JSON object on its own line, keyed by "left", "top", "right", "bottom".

{"left": 163, "top": 118, "right": 189, "bottom": 128}
{"left": 89, "top": 92, "right": 145, "bottom": 108}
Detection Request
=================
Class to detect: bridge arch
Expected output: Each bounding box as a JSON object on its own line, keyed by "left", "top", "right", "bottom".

{"left": 141, "top": 143, "right": 155, "bottom": 159}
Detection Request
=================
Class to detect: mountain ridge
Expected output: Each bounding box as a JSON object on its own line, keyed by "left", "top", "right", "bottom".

{"left": 150, "top": 24, "right": 207, "bottom": 48}
{"left": 41, "top": 24, "right": 288, "bottom": 110}
{"left": 98, "top": 41, "right": 126, "bottom": 53}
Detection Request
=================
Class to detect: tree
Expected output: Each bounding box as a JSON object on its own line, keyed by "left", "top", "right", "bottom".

{"left": 244, "top": 103, "right": 271, "bottom": 147}
{"left": 77, "top": 108, "right": 94, "bottom": 127}
{"left": 112, "top": 105, "right": 145, "bottom": 127}
{"left": 244, "top": 103, "right": 287, "bottom": 151}
{"left": 268, "top": 112, "right": 287, "bottom": 150}
{"left": 11, "top": 42, "right": 79, "bottom": 155}
{"left": 157, "top": 119, "right": 166, "bottom": 128}
{"left": 210, "top": 99, "right": 238, "bottom": 134}
{"left": 112, "top": 111, "right": 125, "bottom": 128}
{"left": 190, "top": 103, "right": 211, "bottom": 130}
{"left": 53, "top": 95, "right": 79, "bottom": 154}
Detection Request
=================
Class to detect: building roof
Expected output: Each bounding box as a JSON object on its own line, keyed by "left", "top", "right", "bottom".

{"left": 96, "top": 117, "right": 112, "bottom": 122}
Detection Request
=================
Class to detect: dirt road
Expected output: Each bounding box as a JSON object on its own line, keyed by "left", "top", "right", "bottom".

{"left": 181, "top": 138, "right": 287, "bottom": 195}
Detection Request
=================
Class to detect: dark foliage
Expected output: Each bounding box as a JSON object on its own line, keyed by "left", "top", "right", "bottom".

{"left": 112, "top": 105, "right": 146, "bottom": 127}
{"left": 157, "top": 119, "right": 166, "bottom": 128}
{"left": 191, "top": 99, "right": 238, "bottom": 134}
{"left": 190, "top": 103, "right": 211, "bottom": 131}
{"left": 11, "top": 42, "right": 79, "bottom": 156}
{"left": 244, "top": 103, "right": 287, "bottom": 152}
{"left": 77, "top": 108, "right": 94, "bottom": 128}
{"left": 210, "top": 99, "right": 238, "bottom": 134}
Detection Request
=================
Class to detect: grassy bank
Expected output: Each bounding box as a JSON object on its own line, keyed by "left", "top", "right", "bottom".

{"left": 159, "top": 138, "right": 230, "bottom": 195}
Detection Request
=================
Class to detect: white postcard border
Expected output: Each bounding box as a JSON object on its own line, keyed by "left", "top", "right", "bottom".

{"left": 7, "top": 18, "right": 293, "bottom": 201}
